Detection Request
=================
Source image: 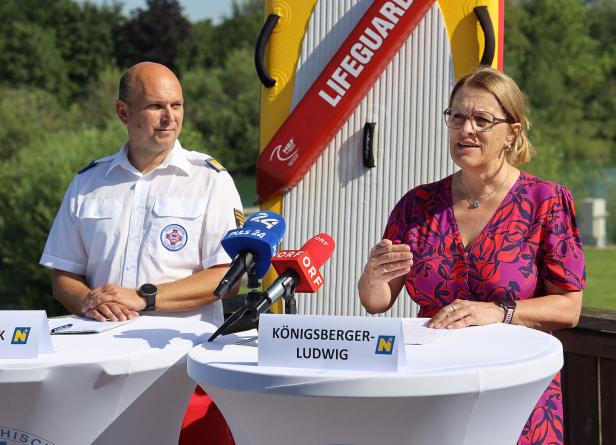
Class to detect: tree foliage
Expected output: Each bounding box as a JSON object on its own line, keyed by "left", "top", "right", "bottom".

{"left": 0, "top": 0, "right": 120, "bottom": 101}
{"left": 76, "top": 66, "right": 124, "bottom": 129}
{"left": 46, "top": 1, "right": 122, "bottom": 97}
{"left": 213, "top": 0, "right": 264, "bottom": 63}
{"left": 177, "top": 0, "right": 263, "bottom": 73}
{"left": 176, "top": 20, "right": 219, "bottom": 72}
{"left": 113, "top": 0, "right": 191, "bottom": 71}
{"left": 0, "top": 87, "right": 69, "bottom": 160}
{"left": 183, "top": 48, "right": 260, "bottom": 172}
{"left": 504, "top": 0, "right": 614, "bottom": 196}
{"left": 586, "top": 0, "right": 616, "bottom": 157}
{"left": 0, "top": 22, "right": 69, "bottom": 99}
{"left": 0, "top": 123, "right": 127, "bottom": 314}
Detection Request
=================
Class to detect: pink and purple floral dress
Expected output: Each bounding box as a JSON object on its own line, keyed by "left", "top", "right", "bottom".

{"left": 384, "top": 171, "right": 585, "bottom": 445}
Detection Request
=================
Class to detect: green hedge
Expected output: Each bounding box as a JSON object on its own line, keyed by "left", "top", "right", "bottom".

{"left": 0, "top": 122, "right": 126, "bottom": 313}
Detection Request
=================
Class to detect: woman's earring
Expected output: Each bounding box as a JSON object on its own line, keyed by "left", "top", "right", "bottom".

{"left": 505, "top": 143, "right": 513, "bottom": 153}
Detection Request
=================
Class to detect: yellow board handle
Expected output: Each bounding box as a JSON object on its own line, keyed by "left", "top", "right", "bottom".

{"left": 438, "top": 0, "right": 503, "bottom": 78}
{"left": 258, "top": 0, "right": 319, "bottom": 151}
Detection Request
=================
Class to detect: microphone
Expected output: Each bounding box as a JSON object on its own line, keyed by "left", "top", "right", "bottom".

{"left": 214, "top": 211, "right": 286, "bottom": 299}
{"left": 264, "top": 233, "right": 336, "bottom": 307}
{"left": 207, "top": 232, "right": 334, "bottom": 342}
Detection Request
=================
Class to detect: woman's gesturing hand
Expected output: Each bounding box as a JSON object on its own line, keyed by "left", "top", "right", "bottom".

{"left": 362, "top": 239, "right": 413, "bottom": 282}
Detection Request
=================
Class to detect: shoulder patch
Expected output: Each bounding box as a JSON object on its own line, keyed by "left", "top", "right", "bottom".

{"left": 234, "top": 209, "right": 246, "bottom": 228}
{"left": 205, "top": 158, "right": 227, "bottom": 172}
{"left": 78, "top": 160, "right": 98, "bottom": 174}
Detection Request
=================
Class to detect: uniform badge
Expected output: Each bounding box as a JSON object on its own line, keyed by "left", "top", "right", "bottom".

{"left": 206, "top": 158, "right": 227, "bottom": 172}
{"left": 234, "top": 208, "right": 246, "bottom": 228}
{"left": 160, "top": 224, "right": 188, "bottom": 251}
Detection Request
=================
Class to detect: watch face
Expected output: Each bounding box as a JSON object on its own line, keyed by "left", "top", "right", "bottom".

{"left": 140, "top": 283, "right": 157, "bottom": 296}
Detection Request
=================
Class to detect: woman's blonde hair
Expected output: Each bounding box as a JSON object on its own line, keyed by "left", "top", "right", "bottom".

{"left": 448, "top": 66, "right": 535, "bottom": 165}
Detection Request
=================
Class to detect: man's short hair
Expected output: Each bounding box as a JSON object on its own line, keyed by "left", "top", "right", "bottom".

{"left": 118, "top": 69, "right": 131, "bottom": 103}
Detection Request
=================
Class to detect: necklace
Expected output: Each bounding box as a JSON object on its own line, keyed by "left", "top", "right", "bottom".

{"left": 457, "top": 171, "right": 510, "bottom": 209}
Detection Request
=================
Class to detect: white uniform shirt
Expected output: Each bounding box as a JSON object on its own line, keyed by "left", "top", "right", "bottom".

{"left": 40, "top": 140, "right": 243, "bottom": 325}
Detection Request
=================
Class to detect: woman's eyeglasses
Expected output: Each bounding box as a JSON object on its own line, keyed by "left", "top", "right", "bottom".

{"left": 443, "top": 107, "right": 512, "bottom": 132}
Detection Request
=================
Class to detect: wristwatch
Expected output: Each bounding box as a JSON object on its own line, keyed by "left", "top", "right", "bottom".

{"left": 497, "top": 299, "right": 516, "bottom": 324}
{"left": 137, "top": 283, "right": 157, "bottom": 311}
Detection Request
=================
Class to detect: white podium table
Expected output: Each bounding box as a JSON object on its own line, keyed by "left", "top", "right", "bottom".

{"left": 188, "top": 321, "right": 563, "bottom": 445}
{"left": 0, "top": 315, "right": 215, "bottom": 445}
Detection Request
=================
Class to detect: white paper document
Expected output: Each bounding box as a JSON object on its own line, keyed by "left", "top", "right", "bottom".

{"left": 49, "top": 316, "right": 136, "bottom": 335}
{"left": 402, "top": 318, "right": 449, "bottom": 345}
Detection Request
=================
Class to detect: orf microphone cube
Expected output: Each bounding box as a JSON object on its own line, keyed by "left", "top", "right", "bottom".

{"left": 271, "top": 250, "right": 324, "bottom": 293}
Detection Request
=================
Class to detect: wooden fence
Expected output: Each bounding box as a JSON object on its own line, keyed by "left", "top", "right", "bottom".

{"left": 555, "top": 307, "right": 616, "bottom": 445}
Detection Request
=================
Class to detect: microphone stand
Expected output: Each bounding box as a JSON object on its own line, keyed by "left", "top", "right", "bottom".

{"left": 207, "top": 264, "right": 262, "bottom": 342}
{"left": 208, "top": 269, "right": 299, "bottom": 342}
{"left": 260, "top": 271, "right": 297, "bottom": 315}
{"left": 285, "top": 295, "right": 297, "bottom": 315}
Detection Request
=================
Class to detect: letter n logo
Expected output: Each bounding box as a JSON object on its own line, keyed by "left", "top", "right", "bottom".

{"left": 375, "top": 335, "right": 395, "bottom": 355}
{"left": 12, "top": 327, "right": 31, "bottom": 344}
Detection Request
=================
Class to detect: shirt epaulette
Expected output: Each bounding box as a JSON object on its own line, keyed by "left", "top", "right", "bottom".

{"left": 77, "top": 155, "right": 114, "bottom": 174}
{"left": 78, "top": 160, "right": 98, "bottom": 174}
{"left": 205, "top": 158, "right": 227, "bottom": 172}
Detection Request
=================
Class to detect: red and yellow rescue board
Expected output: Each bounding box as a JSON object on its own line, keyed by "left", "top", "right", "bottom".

{"left": 256, "top": 0, "right": 435, "bottom": 202}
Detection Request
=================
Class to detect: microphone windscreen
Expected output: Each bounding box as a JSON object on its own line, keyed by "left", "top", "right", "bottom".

{"left": 270, "top": 233, "right": 335, "bottom": 293}
{"left": 300, "top": 233, "right": 335, "bottom": 269}
{"left": 221, "top": 211, "right": 286, "bottom": 277}
{"left": 243, "top": 211, "right": 287, "bottom": 241}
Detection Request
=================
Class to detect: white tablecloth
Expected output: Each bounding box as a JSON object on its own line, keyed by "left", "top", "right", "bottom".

{"left": 188, "top": 321, "right": 563, "bottom": 445}
{"left": 0, "top": 315, "right": 216, "bottom": 445}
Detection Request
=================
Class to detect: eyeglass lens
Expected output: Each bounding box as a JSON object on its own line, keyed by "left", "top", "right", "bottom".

{"left": 444, "top": 108, "right": 500, "bottom": 131}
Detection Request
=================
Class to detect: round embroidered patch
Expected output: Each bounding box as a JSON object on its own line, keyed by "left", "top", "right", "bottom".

{"left": 160, "top": 224, "right": 188, "bottom": 251}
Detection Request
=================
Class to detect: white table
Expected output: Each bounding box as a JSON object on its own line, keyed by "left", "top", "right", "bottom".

{"left": 0, "top": 315, "right": 216, "bottom": 445}
{"left": 188, "top": 321, "right": 563, "bottom": 445}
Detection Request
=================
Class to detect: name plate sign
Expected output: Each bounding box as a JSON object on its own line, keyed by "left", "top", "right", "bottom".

{"left": 258, "top": 314, "right": 406, "bottom": 372}
{"left": 0, "top": 310, "right": 53, "bottom": 359}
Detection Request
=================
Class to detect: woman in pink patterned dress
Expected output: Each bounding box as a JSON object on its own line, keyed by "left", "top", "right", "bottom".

{"left": 358, "top": 67, "right": 585, "bottom": 445}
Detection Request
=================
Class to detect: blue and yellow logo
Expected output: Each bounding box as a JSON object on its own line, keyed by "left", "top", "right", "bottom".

{"left": 375, "top": 335, "right": 395, "bottom": 355}
{"left": 11, "top": 327, "right": 31, "bottom": 344}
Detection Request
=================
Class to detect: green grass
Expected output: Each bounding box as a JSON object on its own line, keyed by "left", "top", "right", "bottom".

{"left": 582, "top": 247, "right": 616, "bottom": 309}
{"left": 234, "top": 175, "right": 256, "bottom": 208}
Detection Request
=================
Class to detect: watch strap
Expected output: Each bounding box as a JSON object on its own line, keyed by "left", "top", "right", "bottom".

{"left": 143, "top": 297, "right": 156, "bottom": 311}
{"left": 498, "top": 301, "right": 515, "bottom": 324}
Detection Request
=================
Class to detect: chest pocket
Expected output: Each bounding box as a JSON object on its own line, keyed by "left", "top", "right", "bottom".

{"left": 78, "top": 198, "right": 122, "bottom": 256}
{"left": 148, "top": 197, "right": 205, "bottom": 265}
{"left": 80, "top": 198, "right": 121, "bottom": 218}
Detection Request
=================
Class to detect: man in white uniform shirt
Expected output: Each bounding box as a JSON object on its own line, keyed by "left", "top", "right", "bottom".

{"left": 40, "top": 61, "right": 243, "bottom": 326}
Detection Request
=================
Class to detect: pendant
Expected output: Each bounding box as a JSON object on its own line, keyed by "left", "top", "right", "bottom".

{"left": 470, "top": 200, "right": 480, "bottom": 209}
